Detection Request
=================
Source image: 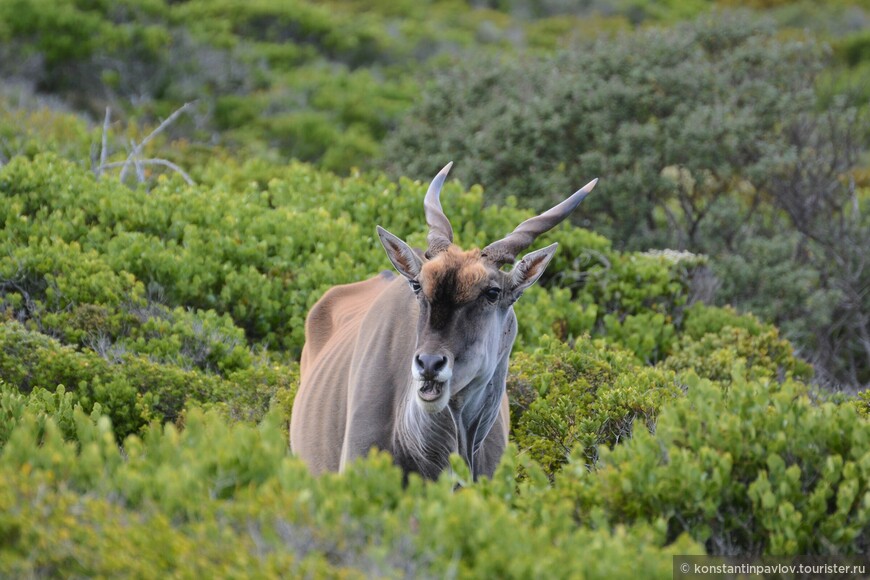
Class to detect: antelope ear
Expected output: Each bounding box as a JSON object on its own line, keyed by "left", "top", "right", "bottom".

{"left": 377, "top": 226, "right": 423, "bottom": 280}
{"left": 509, "top": 243, "right": 558, "bottom": 296}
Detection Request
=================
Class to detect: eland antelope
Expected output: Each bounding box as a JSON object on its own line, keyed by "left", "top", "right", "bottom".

{"left": 290, "top": 163, "right": 597, "bottom": 480}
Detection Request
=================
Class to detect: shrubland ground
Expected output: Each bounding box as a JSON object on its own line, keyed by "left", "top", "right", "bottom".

{"left": 0, "top": 0, "right": 869, "bottom": 577}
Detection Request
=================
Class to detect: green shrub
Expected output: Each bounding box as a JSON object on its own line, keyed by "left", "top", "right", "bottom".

{"left": 0, "top": 400, "right": 702, "bottom": 578}
{"left": 663, "top": 304, "right": 813, "bottom": 384}
{"left": 709, "top": 208, "right": 870, "bottom": 387}
{"left": 379, "top": 10, "right": 870, "bottom": 386}
{"left": 0, "top": 321, "right": 295, "bottom": 439}
{"left": 0, "top": 383, "right": 83, "bottom": 446}
{"left": 514, "top": 286, "right": 598, "bottom": 348}
{"left": 858, "top": 390, "right": 870, "bottom": 418}
{"left": 834, "top": 29, "right": 870, "bottom": 67}
{"left": 0, "top": 101, "right": 95, "bottom": 163}
{"left": 508, "top": 337, "right": 682, "bottom": 476}
{"left": 551, "top": 372, "right": 870, "bottom": 555}
{"left": 220, "top": 359, "right": 300, "bottom": 426}
{"left": 517, "top": 229, "right": 707, "bottom": 358}
{"left": 0, "top": 0, "right": 113, "bottom": 66}
{"left": 603, "top": 312, "right": 676, "bottom": 365}
{"left": 0, "top": 0, "right": 600, "bottom": 173}
{"left": 681, "top": 302, "right": 764, "bottom": 339}
{"left": 1, "top": 152, "right": 710, "bottom": 361}
{"left": 507, "top": 303, "right": 815, "bottom": 480}
{"left": 0, "top": 146, "right": 817, "bottom": 443}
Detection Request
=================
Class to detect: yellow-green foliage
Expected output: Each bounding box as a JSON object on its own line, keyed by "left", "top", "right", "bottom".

{"left": 0, "top": 147, "right": 715, "bottom": 440}
{"left": 0, "top": 323, "right": 297, "bottom": 439}
{"left": 549, "top": 372, "right": 870, "bottom": 555}
{"left": 0, "top": 390, "right": 702, "bottom": 578}
{"left": 508, "top": 337, "right": 682, "bottom": 476}
{"left": 0, "top": 148, "right": 745, "bottom": 459}
{"left": 858, "top": 390, "right": 870, "bottom": 418}
{"left": 0, "top": 109, "right": 827, "bottom": 438}
{"left": 663, "top": 304, "right": 814, "bottom": 383}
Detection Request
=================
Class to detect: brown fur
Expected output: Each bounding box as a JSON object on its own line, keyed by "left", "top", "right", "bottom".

{"left": 420, "top": 246, "right": 490, "bottom": 303}
{"left": 293, "top": 272, "right": 399, "bottom": 475}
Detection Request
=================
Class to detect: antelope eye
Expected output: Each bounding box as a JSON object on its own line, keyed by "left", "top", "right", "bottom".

{"left": 409, "top": 280, "right": 422, "bottom": 295}
{"left": 483, "top": 287, "right": 501, "bottom": 302}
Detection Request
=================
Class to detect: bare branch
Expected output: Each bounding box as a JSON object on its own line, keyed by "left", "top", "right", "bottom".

{"left": 98, "top": 159, "right": 195, "bottom": 185}
{"left": 98, "top": 106, "right": 111, "bottom": 177}
{"left": 119, "top": 101, "right": 196, "bottom": 183}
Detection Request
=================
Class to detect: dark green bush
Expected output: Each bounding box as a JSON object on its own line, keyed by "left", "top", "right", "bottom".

{"left": 381, "top": 13, "right": 827, "bottom": 250}
{"left": 835, "top": 29, "right": 870, "bottom": 67}
{"left": 707, "top": 199, "right": 869, "bottom": 387}
{"left": 0, "top": 0, "right": 599, "bottom": 172}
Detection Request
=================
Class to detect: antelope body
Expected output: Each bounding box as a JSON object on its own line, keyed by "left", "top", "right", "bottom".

{"left": 290, "top": 164, "right": 596, "bottom": 480}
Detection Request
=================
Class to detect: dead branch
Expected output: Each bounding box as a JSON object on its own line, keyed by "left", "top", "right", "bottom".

{"left": 98, "top": 106, "right": 110, "bottom": 177}
{"left": 119, "top": 101, "right": 196, "bottom": 184}
{"left": 98, "top": 159, "right": 194, "bottom": 185}
{"left": 95, "top": 101, "right": 196, "bottom": 187}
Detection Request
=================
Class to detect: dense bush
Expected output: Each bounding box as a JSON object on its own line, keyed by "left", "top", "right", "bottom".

{"left": 382, "top": 13, "right": 826, "bottom": 247}
{"left": 547, "top": 373, "right": 870, "bottom": 555}
{"left": 508, "top": 337, "right": 682, "bottom": 476}
{"left": 0, "top": 150, "right": 710, "bottom": 360}
{"left": 0, "top": 389, "right": 702, "bottom": 577}
{"left": 662, "top": 303, "right": 814, "bottom": 383}
{"left": 507, "top": 304, "right": 814, "bottom": 479}
{"left": 0, "top": 322, "right": 296, "bottom": 439}
{"left": 0, "top": 338, "right": 862, "bottom": 572}
{"left": 0, "top": 0, "right": 599, "bottom": 172}
{"left": 0, "top": 117, "right": 828, "bottom": 448}
{"left": 14, "top": 0, "right": 859, "bottom": 175}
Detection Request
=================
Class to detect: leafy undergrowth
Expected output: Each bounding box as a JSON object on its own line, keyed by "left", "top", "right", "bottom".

{"left": 0, "top": 386, "right": 701, "bottom": 578}
{"left": 0, "top": 102, "right": 867, "bottom": 574}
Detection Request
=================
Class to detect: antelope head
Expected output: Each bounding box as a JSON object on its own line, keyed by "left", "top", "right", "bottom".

{"left": 377, "top": 163, "right": 597, "bottom": 413}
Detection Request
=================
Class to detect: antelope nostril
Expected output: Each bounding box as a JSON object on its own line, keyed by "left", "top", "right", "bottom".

{"left": 416, "top": 354, "right": 448, "bottom": 378}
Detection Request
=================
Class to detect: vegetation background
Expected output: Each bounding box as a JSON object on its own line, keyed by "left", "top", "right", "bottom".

{"left": 0, "top": 0, "right": 868, "bottom": 576}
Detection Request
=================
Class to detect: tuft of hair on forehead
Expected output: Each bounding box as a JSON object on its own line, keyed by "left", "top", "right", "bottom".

{"left": 419, "top": 246, "right": 491, "bottom": 303}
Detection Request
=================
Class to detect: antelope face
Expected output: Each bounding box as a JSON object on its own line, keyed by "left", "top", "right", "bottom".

{"left": 377, "top": 234, "right": 558, "bottom": 413}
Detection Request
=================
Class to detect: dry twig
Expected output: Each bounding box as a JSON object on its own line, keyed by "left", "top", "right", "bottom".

{"left": 95, "top": 101, "right": 196, "bottom": 187}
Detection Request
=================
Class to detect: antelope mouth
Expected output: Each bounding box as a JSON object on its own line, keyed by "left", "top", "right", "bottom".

{"left": 418, "top": 380, "right": 445, "bottom": 402}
